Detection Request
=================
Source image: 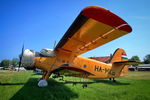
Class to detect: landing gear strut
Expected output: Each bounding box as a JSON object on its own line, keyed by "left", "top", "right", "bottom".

{"left": 112, "top": 78, "right": 116, "bottom": 82}
{"left": 109, "top": 78, "right": 112, "bottom": 81}
{"left": 38, "top": 71, "right": 51, "bottom": 87}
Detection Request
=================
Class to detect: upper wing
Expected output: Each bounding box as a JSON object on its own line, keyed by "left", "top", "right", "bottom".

{"left": 54, "top": 6, "right": 132, "bottom": 56}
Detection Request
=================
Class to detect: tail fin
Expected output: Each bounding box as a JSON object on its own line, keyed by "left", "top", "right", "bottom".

{"left": 110, "top": 48, "right": 128, "bottom": 64}
{"left": 109, "top": 48, "right": 129, "bottom": 76}
{"left": 110, "top": 48, "right": 142, "bottom": 77}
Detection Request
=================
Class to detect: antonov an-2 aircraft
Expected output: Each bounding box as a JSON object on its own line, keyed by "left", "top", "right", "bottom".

{"left": 19, "top": 6, "right": 139, "bottom": 87}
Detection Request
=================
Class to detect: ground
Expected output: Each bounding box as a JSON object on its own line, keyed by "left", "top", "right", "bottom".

{"left": 0, "top": 71, "right": 150, "bottom": 100}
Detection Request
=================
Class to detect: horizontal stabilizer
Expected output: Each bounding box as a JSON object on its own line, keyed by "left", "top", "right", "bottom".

{"left": 113, "top": 61, "right": 143, "bottom": 65}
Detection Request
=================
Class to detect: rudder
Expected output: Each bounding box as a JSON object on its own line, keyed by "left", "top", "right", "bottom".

{"left": 110, "top": 48, "right": 128, "bottom": 64}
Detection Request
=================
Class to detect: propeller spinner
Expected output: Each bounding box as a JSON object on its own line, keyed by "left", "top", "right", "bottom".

{"left": 18, "top": 45, "right": 35, "bottom": 71}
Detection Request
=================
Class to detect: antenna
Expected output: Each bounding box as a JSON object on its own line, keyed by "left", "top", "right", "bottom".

{"left": 53, "top": 40, "right": 56, "bottom": 49}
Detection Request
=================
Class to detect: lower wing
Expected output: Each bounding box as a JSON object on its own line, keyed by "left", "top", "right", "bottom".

{"left": 52, "top": 65, "right": 94, "bottom": 77}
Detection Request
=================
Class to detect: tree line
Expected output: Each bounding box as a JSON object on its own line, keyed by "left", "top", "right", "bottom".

{"left": 0, "top": 54, "right": 150, "bottom": 68}
{"left": 130, "top": 54, "right": 150, "bottom": 64}
{"left": 0, "top": 58, "right": 19, "bottom": 68}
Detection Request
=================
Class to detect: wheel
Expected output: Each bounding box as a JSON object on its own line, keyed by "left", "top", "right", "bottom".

{"left": 38, "top": 80, "right": 48, "bottom": 87}
{"left": 113, "top": 78, "right": 116, "bottom": 82}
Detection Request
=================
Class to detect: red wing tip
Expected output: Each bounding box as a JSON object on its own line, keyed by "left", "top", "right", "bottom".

{"left": 82, "top": 6, "right": 108, "bottom": 11}
{"left": 82, "top": 6, "right": 132, "bottom": 33}
{"left": 121, "top": 24, "right": 132, "bottom": 33}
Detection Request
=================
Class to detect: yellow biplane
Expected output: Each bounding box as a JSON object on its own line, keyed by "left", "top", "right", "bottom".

{"left": 19, "top": 6, "right": 139, "bottom": 87}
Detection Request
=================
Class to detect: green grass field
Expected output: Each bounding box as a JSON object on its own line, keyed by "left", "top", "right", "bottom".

{"left": 0, "top": 71, "right": 150, "bottom": 100}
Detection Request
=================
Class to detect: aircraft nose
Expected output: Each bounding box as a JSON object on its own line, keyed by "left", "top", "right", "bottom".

{"left": 21, "top": 49, "right": 35, "bottom": 68}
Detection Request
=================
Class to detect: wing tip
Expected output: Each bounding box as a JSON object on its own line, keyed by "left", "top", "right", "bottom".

{"left": 82, "top": 6, "right": 132, "bottom": 33}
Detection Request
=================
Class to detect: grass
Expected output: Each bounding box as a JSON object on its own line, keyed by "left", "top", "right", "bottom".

{"left": 0, "top": 71, "right": 150, "bottom": 100}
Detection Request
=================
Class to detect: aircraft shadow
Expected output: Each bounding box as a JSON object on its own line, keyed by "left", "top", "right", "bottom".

{"left": 8, "top": 78, "right": 129, "bottom": 100}
{"left": 92, "top": 79, "right": 130, "bottom": 85}
{"left": 60, "top": 79, "right": 130, "bottom": 86}
{"left": 10, "top": 78, "right": 78, "bottom": 100}
{"left": 0, "top": 82, "right": 25, "bottom": 86}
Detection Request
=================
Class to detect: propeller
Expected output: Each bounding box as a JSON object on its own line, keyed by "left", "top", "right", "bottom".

{"left": 18, "top": 44, "right": 24, "bottom": 72}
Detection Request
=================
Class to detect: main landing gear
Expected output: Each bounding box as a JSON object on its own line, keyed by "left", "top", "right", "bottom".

{"left": 38, "top": 71, "right": 51, "bottom": 87}
{"left": 109, "top": 78, "right": 116, "bottom": 82}
{"left": 82, "top": 84, "right": 88, "bottom": 88}
{"left": 38, "top": 80, "right": 48, "bottom": 87}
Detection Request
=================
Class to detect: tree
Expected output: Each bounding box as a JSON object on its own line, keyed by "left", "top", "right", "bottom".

{"left": 130, "top": 56, "right": 141, "bottom": 66}
{"left": 0, "top": 59, "right": 11, "bottom": 67}
{"left": 11, "top": 58, "right": 19, "bottom": 67}
{"left": 130, "top": 55, "right": 141, "bottom": 62}
{"left": 144, "top": 54, "right": 150, "bottom": 64}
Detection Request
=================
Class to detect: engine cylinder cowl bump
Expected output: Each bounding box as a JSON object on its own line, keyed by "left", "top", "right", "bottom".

{"left": 21, "top": 49, "right": 35, "bottom": 67}
{"left": 40, "top": 48, "right": 56, "bottom": 57}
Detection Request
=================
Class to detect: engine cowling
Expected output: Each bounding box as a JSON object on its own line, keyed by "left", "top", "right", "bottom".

{"left": 40, "top": 48, "right": 56, "bottom": 57}
{"left": 21, "top": 48, "right": 55, "bottom": 69}
{"left": 21, "top": 49, "right": 35, "bottom": 68}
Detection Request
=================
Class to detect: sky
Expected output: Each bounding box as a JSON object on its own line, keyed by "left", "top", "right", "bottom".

{"left": 0, "top": 0, "right": 150, "bottom": 61}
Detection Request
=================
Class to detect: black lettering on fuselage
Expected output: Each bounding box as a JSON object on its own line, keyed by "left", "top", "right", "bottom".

{"left": 94, "top": 65, "right": 116, "bottom": 75}
{"left": 94, "top": 65, "right": 99, "bottom": 71}
{"left": 104, "top": 68, "right": 109, "bottom": 73}
{"left": 95, "top": 66, "right": 102, "bottom": 72}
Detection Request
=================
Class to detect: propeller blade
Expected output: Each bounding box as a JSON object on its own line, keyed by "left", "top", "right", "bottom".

{"left": 18, "top": 44, "right": 24, "bottom": 71}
